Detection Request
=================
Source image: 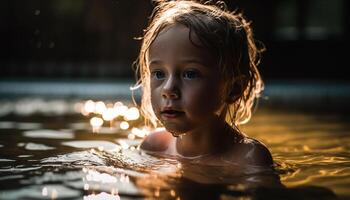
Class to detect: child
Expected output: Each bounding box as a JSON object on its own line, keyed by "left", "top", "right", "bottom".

{"left": 134, "top": 0, "right": 273, "bottom": 166}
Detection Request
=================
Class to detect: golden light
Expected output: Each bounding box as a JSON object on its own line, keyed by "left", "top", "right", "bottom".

{"left": 128, "top": 133, "right": 135, "bottom": 140}
{"left": 118, "top": 140, "right": 129, "bottom": 149}
{"left": 155, "top": 127, "right": 166, "bottom": 132}
{"left": 177, "top": 163, "right": 182, "bottom": 169}
{"left": 111, "top": 188, "right": 118, "bottom": 196}
{"left": 51, "top": 189, "right": 58, "bottom": 199}
{"left": 84, "top": 183, "right": 89, "bottom": 190}
{"left": 85, "top": 169, "right": 118, "bottom": 183}
{"left": 42, "top": 187, "right": 48, "bottom": 196}
{"left": 113, "top": 104, "right": 128, "bottom": 117}
{"left": 119, "top": 121, "right": 129, "bottom": 130}
{"left": 98, "top": 146, "right": 104, "bottom": 151}
{"left": 131, "top": 127, "right": 146, "bottom": 138}
{"left": 81, "top": 108, "right": 90, "bottom": 116}
{"left": 119, "top": 173, "right": 130, "bottom": 183}
{"left": 90, "top": 117, "right": 103, "bottom": 127}
{"left": 154, "top": 188, "right": 160, "bottom": 197}
{"left": 83, "top": 192, "right": 120, "bottom": 200}
{"left": 84, "top": 100, "right": 95, "bottom": 114}
{"left": 114, "top": 101, "right": 123, "bottom": 107}
{"left": 102, "top": 107, "right": 117, "bottom": 121}
{"left": 74, "top": 102, "right": 83, "bottom": 113}
{"left": 170, "top": 189, "right": 176, "bottom": 197}
{"left": 90, "top": 117, "right": 104, "bottom": 133}
{"left": 95, "top": 101, "right": 106, "bottom": 114}
{"left": 123, "top": 107, "right": 140, "bottom": 121}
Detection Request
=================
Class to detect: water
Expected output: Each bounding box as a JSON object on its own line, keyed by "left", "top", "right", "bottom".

{"left": 0, "top": 99, "right": 349, "bottom": 200}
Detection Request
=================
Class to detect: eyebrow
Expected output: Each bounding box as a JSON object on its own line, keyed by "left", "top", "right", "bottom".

{"left": 148, "top": 60, "right": 162, "bottom": 66}
{"left": 149, "top": 58, "right": 209, "bottom": 67}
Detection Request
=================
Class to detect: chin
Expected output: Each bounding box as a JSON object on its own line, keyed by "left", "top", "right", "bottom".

{"left": 169, "top": 130, "right": 186, "bottom": 137}
{"left": 163, "top": 124, "right": 189, "bottom": 137}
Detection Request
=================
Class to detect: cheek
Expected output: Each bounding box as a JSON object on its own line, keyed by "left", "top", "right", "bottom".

{"left": 150, "top": 86, "right": 162, "bottom": 112}
{"left": 184, "top": 84, "right": 224, "bottom": 116}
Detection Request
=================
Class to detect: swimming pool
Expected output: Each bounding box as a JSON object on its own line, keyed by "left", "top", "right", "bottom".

{"left": 0, "top": 80, "right": 349, "bottom": 200}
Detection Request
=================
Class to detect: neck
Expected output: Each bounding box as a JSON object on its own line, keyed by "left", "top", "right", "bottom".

{"left": 175, "top": 117, "right": 230, "bottom": 157}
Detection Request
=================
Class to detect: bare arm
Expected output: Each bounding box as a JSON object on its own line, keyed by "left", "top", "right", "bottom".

{"left": 227, "top": 138, "right": 273, "bottom": 166}
{"left": 140, "top": 130, "right": 173, "bottom": 152}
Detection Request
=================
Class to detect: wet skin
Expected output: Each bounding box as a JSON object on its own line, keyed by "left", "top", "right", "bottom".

{"left": 148, "top": 24, "right": 225, "bottom": 136}
{"left": 141, "top": 24, "right": 273, "bottom": 166}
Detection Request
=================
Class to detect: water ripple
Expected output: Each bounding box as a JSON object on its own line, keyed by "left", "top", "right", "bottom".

{"left": 23, "top": 129, "right": 74, "bottom": 139}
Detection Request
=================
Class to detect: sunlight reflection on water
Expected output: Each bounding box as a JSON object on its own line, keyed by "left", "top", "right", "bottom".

{"left": 0, "top": 99, "right": 348, "bottom": 199}
{"left": 241, "top": 110, "right": 350, "bottom": 197}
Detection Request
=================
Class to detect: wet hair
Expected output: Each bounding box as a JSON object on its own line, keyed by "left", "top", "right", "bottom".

{"left": 133, "top": 0, "right": 264, "bottom": 129}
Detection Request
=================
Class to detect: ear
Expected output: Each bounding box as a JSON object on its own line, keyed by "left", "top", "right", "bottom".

{"left": 226, "top": 87, "right": 240, "bottom": 104}
{"left": 226, "top": 75, "right": 248, "bottom": 104}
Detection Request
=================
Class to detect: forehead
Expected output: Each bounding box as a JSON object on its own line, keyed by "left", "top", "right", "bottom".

{"left": 148, "top": 24, "right": 215, "bottom": 65}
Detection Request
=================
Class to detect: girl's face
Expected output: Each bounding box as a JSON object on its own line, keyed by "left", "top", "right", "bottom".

{"left": 148, "top": 24, "right": 227, "bottom": 136}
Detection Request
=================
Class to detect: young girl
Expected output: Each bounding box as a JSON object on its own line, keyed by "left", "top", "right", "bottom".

{"left": 134, "top": 0, "right": 273, "bottom": 166}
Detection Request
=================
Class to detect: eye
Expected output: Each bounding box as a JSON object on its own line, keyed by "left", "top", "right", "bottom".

{"left": 183, "top": 69, "right": 200, "bottom": 80}
{"left": 151, "top": 70, "right": 166, "bottom": 80}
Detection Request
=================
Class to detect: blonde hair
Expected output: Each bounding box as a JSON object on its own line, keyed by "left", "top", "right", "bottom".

{"left": 133, "top": 0, "right": 264, "bottom": 129}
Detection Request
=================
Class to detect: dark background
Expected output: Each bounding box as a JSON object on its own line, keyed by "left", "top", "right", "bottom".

{"left": 1, "top": 0, "right": 349, "bottom": 81}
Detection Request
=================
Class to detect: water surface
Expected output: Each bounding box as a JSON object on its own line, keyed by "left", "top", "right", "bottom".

{"left": 0, "top": 99, "right": 348, "bottom": 200}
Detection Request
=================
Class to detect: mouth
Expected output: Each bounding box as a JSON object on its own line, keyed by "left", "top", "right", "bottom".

{"left": 160, "top": 108, "right": 185, "bottom": 119}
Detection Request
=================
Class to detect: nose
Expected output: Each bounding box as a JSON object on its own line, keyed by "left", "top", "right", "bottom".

{"left": 162, "top": 75, "right": 180, "bottom": 99}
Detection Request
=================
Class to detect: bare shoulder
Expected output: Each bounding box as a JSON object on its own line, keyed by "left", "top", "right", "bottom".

{"left": 228, "top": 137, "right": 273, "bottom": 166}
{"left": 140, "top": 129, "right": 174, "bottom": 152}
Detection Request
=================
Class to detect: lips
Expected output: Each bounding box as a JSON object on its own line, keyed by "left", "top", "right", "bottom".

{"left": 160, "top": 108, "right": 184, "bottom": 118}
